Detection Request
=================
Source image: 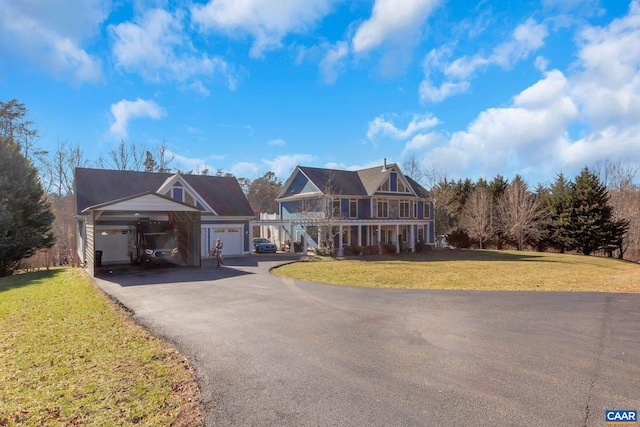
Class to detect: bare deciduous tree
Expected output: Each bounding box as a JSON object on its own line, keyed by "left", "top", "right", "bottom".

{"left": 461, "top": 186, "right": 494, "bottom": 249}
{"left": 402, "top": 154, "right": 425, "bottom": 185}
{"left": 97, "top": 140, "right": 145, "bottom": 171}
{"left": 602, "top": 160, "right": 640, "bottom": 260}
{"left": 498, "top": 175, "right": 544, "bottom": 251}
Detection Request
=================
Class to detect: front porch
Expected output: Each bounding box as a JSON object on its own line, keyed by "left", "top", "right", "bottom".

{"left": 250, "top": 218, "right": 434, "bottom": 255}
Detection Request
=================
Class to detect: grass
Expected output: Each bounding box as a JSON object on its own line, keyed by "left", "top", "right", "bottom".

{"left": 0, "top": 268, "right": 200, "bottom": 426}
{"left": 273, "top": 249, "right": 640, "bottom": 293}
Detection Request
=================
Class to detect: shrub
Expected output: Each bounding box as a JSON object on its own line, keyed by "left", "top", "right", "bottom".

{"left": 447, "top": 229, "right": 471, "bottom": 249}
{"left": 315, "top": 245, "right": 334, "bottom": 257}
{"left": 381, "top": 243, "right": 397, "bottom": 255}
{"left": 343, "top": 245, "right": 362, "bottom": 256}
{"left": 361, "top": 245, "right": 379, "bottom": 255}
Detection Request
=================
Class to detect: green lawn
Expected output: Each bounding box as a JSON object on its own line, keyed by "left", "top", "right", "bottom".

{"left": 0, "top": 268, "right": 200, "bottom": 426}
{"left": 273, "top": 249, "right": 640, "bottom": 293}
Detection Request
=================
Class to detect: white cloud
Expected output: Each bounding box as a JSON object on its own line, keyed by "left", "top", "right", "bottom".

{"left": 231, "top": 161, "right": 260, "bottom": 177}
{"left": 491, "top": 18, "right": 548, "bottom": 68}
{"left": 262, "top": 154, "right": 317, "bottom": 179}
{"left": 352, "top": 0, "right": 441, "bottom": 53}
{"left": 0, "top": 0, "right": 106, "bottom": 83}
{"left": 110, "top": 8, "right": 235, "bottom": 90}
{"left": 268, "top": 138, "right": 286, "bottom": 146}
{"left": 559, "top": 125, "right": 640, "bottom": 169}
{"left": 191, "top": 0, "right": 336, "bottom": 58}
{"left": 571, "top": 0, "right": 640, "bottom": 129}
{"left": 319, "top": 41, "right": 349, "bottom": 84}
{"left": 403, "top": 132, "right": 443, "bottom": 154}
{"left": 420, "top": 18, "right": 548, "bottom": 103}
{"left": 367, "top": 114, "right": 439, "bottom": 140}
{"left": 109, "top": 98, "right": 166, "bottom": 139}
{"left": 419, "top": 79, "right": 470, "bottom": 103}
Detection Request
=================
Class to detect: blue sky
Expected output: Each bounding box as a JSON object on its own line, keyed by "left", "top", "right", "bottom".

{"left": 1, "top": 0, "right": 639, "bottom": 187}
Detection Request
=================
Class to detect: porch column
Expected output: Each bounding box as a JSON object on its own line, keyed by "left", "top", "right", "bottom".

{"left": 358, "top": 225, "right": 362, "bottom": 247}
{"left": 410, "top": 224, "right": 415, "bottom": 252}
{"left": 377, "top": 224, "right": 381, "bottom": 253}
{"left": 338, "top": 225, "right": 344, "bottom": 257}
{"left": 302, "top": 226, "right": 308, "bottom": 255}
{"left": 396, "top": 224, "right": 400, "bottom": 253}
{"left": 289, "top": 223, "right": 295, "bottom": 253}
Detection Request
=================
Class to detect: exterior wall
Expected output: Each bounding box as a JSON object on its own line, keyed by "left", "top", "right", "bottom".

{"left": 87, "top": 214, "right": 95, "bottom": 275}
{"left": 358, "top": 199, "right": 371, "bottom": 219}
{"left": 76, "top": 219, "right": 86, "bottom": 265}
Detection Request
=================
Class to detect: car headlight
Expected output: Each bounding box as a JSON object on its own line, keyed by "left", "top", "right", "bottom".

{"left": 145, "top": 249, "right": 153, "bottom": 255}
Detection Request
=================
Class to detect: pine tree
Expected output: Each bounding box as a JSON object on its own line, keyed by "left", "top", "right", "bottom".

{"left": 569, "top": 167, "right": 627, "bottom": 256}
{"left": 546, "top": 173, "right": 574, "bottom": 253}
{"left": 0, "top": 135, "right": 55, "bottom": 276}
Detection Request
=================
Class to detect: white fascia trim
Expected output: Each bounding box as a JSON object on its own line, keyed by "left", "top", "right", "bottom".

{"left": 157, "top": 174, "right": 218, "bottom": 215}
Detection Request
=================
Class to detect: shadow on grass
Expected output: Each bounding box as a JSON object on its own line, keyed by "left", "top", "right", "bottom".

{"left": 0, "top": 269, "right": 61, "bottom": 293}
{"left": 341, "top": 249, "right": 550, "bottom": 263}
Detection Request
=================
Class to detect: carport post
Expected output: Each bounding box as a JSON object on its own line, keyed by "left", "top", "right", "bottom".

{"left": 289, "top": 224, "right": 295, "bottom": 253}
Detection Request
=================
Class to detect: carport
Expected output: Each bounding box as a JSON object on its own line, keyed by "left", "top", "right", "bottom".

{"left": 77, "top": 192, "right": 201, "bottom": 276}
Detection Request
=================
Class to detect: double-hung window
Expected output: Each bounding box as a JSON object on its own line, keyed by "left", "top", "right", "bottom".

{"left": 399, "top": 200, "right": 411, "bottom": 218}
{"left": 349, "top": 199, "right": 358, "bottom": 218}
{"left": 332, "top": 199, "right": 340, "bottom": 217}
{"left": 377, "top": 199, "right": 388, "bottom": 218}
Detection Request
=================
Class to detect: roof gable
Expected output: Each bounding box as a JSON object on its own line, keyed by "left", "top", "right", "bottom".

{"left": 156, "top": 173, "right": 217, "bottom": 214}
{"left": 278, "top": 166, "right": 368, "bottom": 200}
{"left": 277, "top": 167, "right": 322, "bottom": 200}
{"left": 75, "top": 168, "right": 254, "bottom": 217}
{"left": 276, "top": 163, "right": 430, "bottom": 200}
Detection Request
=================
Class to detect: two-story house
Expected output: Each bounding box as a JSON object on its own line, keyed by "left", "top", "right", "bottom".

{"left": 276, "top": 161, "right": 435, "bottom": 253}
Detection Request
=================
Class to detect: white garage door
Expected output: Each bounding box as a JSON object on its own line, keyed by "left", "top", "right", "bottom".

{"left": 95, "top": 226, "right": 133, "bottom": 263}
{"left": 203, "top": 226, "right": 243, "bottom": 256}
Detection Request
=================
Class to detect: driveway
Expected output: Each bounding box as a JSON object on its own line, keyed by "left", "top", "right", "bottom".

{"left": 94, "top": 255, "right": 640, "bottom": 426}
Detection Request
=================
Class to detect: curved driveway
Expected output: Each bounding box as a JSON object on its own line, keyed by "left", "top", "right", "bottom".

{"left": 94, "top": 255, "right": 640, "bottom": 427}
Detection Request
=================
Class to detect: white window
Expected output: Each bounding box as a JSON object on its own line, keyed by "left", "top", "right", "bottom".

{"left": 349, "top": 199, "right": 357, "bottom": 218}
{"left": 399, "top": 200, "right": 411, "bottom": 218}
{"left": 332, "top": 199, "right": 340, "bottom": 217}
{"left": 377, "top": 199, "right": 388, "bottom": 218}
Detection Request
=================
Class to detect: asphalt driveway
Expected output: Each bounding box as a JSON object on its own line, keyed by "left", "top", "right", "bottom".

{"left": 93, "top": 255, "right": 640, "bottom": 426}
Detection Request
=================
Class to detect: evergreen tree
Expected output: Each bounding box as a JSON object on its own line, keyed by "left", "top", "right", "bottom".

{"left": 546, "top": 173, "right": 574, "bottom": 252}
{"left": 569, "top": 167, "right": 628, "bottom": 256}
{"left": 0, "top": 135, "right": 55, "bottom": 276}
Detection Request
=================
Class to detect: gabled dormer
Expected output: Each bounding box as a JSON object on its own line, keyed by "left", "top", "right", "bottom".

{"left": 376, "top": 167, "right": 413, "bottom": 195}
{"left": 157, "top": 173, "right": 217, "bottom": 214}
{"left": 357, "top": 161, "right": 417, "bottom": 197}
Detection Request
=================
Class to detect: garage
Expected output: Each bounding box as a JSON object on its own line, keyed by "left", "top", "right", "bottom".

{"left": 76, "top": 168, "right": 255, "bottom": 276}
{"left": 202, "top": 225, "right": 244, "bottom": 257}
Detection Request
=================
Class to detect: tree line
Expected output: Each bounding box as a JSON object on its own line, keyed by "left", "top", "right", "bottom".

{"left": 409, "top": 159, "right": 639, "bottom": 261}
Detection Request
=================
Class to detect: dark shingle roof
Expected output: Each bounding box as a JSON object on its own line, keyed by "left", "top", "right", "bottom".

{"left": 74, "top": 168, "right": 254, "bottom": 216}
{"left": 298, "top": 166, "right": 368, "bottom": 196}
{"left": 290, "top": 163, "right": 430, "bottom": 199}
